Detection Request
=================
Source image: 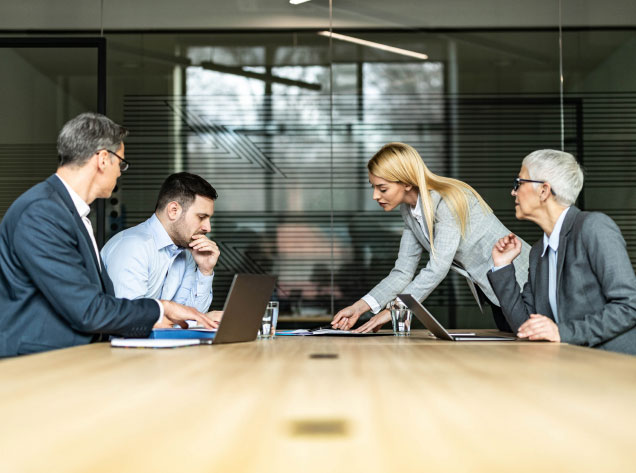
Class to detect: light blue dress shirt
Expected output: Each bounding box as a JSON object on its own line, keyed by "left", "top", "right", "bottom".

{"left": 541, "top": 207, "right": 570, "bottom": 323}
{"left": 101, "top": 214, "right": 213, "bottom": 312}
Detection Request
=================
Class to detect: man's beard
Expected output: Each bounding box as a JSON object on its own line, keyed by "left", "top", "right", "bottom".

{"left": 171, "top": 218, "right": 205, "bottom": 248}
{"left": 169, "top": 219, "right": 197, "bottom": 248}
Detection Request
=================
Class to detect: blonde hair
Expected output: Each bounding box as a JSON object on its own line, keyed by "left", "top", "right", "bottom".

{"left": 367, "top": 142, "right": 491, "bottom": 253}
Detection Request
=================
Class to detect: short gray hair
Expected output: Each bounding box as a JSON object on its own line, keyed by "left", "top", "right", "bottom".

{"left": 57, "top": 112, "right": 128, "bottom": 167}
{"left": 522, "top": 149, "right": 584, "bottom": 206}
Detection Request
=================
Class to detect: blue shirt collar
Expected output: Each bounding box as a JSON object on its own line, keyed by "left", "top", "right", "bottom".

{"left": 542, "top": 207, "right": 570, "bottom": 257}
{"left": 148, "top": 214, "right": 183, "bottom": 256}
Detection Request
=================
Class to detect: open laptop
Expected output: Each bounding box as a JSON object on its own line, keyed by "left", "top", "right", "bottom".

{"left": 397, "top": 294, "right": 516, "bottom": 341}
{"left": 113, "top": 274, "right": 276, "bottom": 348}
{"left": 210, "top": 273, "right": 277, "bottom": 344}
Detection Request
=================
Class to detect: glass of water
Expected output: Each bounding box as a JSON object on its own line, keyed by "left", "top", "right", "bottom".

{"left": 390, "top": 298, "right": 412, "bottom": 336}
{"left": 258, "top": 301, "right": 279, "bottom": 339}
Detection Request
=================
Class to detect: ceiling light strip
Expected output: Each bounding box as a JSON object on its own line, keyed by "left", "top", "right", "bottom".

{"left": 317, "top": 31, "right": 428, "bottom": 60}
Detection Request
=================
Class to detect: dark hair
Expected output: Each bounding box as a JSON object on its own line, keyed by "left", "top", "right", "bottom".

{"left": 155, "top": 172, "right": 218, "bottom": 212}
{"left": 57, "top": 112, "right": 128, "bottom": 167}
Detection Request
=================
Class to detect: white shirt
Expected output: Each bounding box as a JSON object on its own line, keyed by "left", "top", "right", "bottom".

{"left": 410, "top": 195, "right": 428, "bottom": 240}
{"left": 56, "top": 174, "right": 101, "bottom": 269}
{"left": 55, "top": 174, "right": 164, "bottom": 323}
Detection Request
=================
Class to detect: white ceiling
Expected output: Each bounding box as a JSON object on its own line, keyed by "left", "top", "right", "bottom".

{"left": 1, "top": 0, "right": 635, "bottom": 30}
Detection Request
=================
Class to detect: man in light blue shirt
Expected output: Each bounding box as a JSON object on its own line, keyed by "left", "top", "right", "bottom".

{"left": 102, "top": 173, "right": 220, "bottom": 324}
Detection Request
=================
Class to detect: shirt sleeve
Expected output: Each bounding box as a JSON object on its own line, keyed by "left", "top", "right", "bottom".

{"left": 101, "top": 236, "right": 152, "bottom": 300}
{"left": 361, "top": 294, "right": 382, "bottom": 314}
{"left": 491, "top": 263, "right": 511, "bottom": 272}
{"left": 171, "top": 254, "right": 214, "bottom": 313}
{"left": 155, "top": 299, "right": 164, "bottom": 324}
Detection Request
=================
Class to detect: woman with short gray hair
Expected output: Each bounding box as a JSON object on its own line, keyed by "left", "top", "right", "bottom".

{"left": 488, "top": 149, "right": 636, "bottom": 354}
{"left": 522, "top": 149, "right": 584, "bottom": 206}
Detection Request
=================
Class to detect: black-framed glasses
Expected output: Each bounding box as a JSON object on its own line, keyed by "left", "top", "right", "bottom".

{"left": 512, "top": 177, "right": 556, "bottom": 196}
{"left": 97, "top": 149, "right": 129, "bottom": 171}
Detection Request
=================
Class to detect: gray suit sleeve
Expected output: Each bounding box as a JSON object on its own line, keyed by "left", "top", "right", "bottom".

{"left": 366, "top": 225, "right": 423, "bottom": 308}
{"left": 400, "top": 199, "right": 462, "bottom": 303}
{"left": 487, "top": 261, "right": 536, "bottom": 332}
{"left": 368, "top": 198, "right": 463, "bottom": 308}
{"left": 558, "top": 214, "right": 636, "bottom": 346}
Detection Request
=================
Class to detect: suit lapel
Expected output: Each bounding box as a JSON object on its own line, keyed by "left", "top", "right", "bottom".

{"left": 47, "top": 175, "right": 106, "bottom": 289}
{"left": 404, "top": 191, "right": 442, "bottom": 250}
{"left": 403, "top": 205, "right": 431, "bottom": 252}
{"left": 555, "top": 206, "right": 580, "bottom": 314}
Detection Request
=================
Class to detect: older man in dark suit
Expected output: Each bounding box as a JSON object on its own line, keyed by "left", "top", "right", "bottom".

{"left": 0, "top": 112, "right": 215, "bottom": 357}
{"left": 488, "top": 149, "right": 636, "bottom": 354}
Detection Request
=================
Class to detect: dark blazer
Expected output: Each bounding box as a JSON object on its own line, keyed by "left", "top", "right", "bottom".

{"left": 0, "top": 175, "right": 159, "bottom": 357}
{"left": 488, "top": 206, "right": 636, "bottom": 355}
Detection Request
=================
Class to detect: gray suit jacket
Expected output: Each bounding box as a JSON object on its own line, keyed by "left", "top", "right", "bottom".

{"left": 367, "top": 190, "right": 530, "bottom": 309}
{"left": 487, "top": 206, "right": 636, "bottom": 355}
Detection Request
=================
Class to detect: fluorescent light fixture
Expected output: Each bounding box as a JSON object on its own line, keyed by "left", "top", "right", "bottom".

{"left": 289, "top": 0, "right": 312, "bottom": 4}
{"left": 317, "top": 31, "right": 428, "bottom": 60}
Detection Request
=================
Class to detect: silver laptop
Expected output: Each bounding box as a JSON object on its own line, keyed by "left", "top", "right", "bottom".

{"left": 211, "top": 273, "right": 277, "bottom": 344}
{"left": 397, "top": 294, "right": 516, "bottom": 341}
{"left": 112, "top": 274, "right": 276, "bottom": 349}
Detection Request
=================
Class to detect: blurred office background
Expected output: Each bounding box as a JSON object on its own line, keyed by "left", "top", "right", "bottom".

{"left": 1, "top": 0, "right": 635, "bottom": 327}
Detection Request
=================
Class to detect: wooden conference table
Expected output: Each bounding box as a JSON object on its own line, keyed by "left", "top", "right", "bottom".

{"left": 1, "top": 330, "right": 635, "bottom": 473}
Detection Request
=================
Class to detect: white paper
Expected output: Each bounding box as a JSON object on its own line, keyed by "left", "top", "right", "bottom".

{"left": 111, "top": 338, "right": 201, "bottom": 348}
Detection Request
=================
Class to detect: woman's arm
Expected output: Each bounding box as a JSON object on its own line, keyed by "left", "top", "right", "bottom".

{"left": 331, "top": 221, "right": 423, "bottom": 331}
{"left": 398, "top": 199, "right": 461, "bottom": 303}
{"left": 366, "top": 224, "right": 425, "bottom": 309}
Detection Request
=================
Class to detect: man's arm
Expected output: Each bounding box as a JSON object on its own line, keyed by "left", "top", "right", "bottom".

{"left": 172, "top": 254, "right": 213, "bottom": 313}
{"left": 15, "top": 200, "right": 159, "bottom": 337}
{"left": 558, "top": 213, "right": 636, "bottom": 346}
{"left": 101, "top": 236, "right": 152, "bottom": 299}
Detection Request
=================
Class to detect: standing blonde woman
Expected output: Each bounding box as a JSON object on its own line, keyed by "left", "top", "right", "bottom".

{"left": 331, "top": 142, "right": 531, "bottom": 332}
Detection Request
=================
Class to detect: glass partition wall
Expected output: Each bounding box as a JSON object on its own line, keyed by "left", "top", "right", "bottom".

{"left": 2, "top": 2, "right": 635, "bottom": 328}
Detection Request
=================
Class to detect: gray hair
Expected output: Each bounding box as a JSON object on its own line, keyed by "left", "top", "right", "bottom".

{"left": 57, "top": 112, "right": 128, "bottom": 167}
{"left": 522, "top": 149, "right": 584, "bottom": 206}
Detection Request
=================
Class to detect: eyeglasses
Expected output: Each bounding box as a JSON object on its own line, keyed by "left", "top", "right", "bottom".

{"left": 512, "top": 177, "right": 556, "bottom": 196}
{"left": 97, "top": 149, "right": 129, "bottom": 172}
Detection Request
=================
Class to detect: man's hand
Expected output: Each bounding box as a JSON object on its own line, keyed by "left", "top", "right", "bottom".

{"left": 517, "top": 314, "right": 560, "bottom": 342}
{"left": 492, "top": 233, "right": 522, "bottom": 267}
{"left": 157, "top": 300, "right": 218, "bottom": 329}
{"left": 331, "top": 299, "right": 371, "bottom": 330}
{"left": 352, "top": 309, "right": 391, "bottom": 333}
{"left": 189, "top": 234, "right": 220, "bottom": 276}
{"left": 207, "top": 310, "right": 223, "bottom": 325}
